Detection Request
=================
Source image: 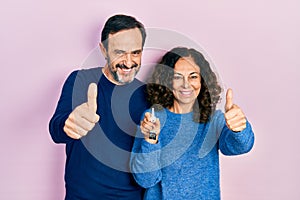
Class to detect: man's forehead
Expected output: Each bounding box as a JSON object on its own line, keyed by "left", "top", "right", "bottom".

{"left": 107, "top": 28, "right": 143, "bottom": 51}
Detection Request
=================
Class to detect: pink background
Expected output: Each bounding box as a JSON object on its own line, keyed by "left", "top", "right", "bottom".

{"left": 1, "top": 0, "right": 299, "bottom": 199}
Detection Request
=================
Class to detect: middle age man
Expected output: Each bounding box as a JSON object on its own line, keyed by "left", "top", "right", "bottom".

{"left": 49, "top": 14, "right": 149, "bottom": 199}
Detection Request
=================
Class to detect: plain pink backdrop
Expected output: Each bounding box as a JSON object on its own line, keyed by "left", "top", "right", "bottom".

{"left": 1, "top": 0, "right": 299, "bottom": 199}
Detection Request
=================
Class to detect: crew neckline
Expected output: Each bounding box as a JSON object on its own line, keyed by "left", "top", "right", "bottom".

{"left": 99, "top": 68, "right": 138, "bottom": 88}
{"left": 165, "top": 108, "right": 193, "bottom": 116}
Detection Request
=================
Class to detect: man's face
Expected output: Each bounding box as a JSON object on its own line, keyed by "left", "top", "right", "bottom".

{"left": 103, "top": 28, "right": 143, "bottom": 84}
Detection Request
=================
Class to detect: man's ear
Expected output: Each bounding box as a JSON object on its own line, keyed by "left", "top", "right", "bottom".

{"left": 99, "top": 43, "right": 107, "bottom": 59}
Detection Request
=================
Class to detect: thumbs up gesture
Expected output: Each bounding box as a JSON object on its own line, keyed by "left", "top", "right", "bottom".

{"left": 63, "top": 83, "right": 100, "bottom": 139}
{"left": 224, "top": 88, "right": 247, "bottom": 132}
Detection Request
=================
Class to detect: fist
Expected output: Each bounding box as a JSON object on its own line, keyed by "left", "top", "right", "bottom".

{"left": 63, "top": 83, "right": 100, "bottom": 139}
{"left": 140, "top": 111, "right": 160, "bottom": 144}
{"left": 224, "top": 88, "right": 247, "bottom": 132}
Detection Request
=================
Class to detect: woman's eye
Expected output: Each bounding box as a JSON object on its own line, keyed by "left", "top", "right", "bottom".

{"left": 190, "top": 75, "right": 199, "bottom": 79}
{"left": 173, "top": 76, "right": 183, "bottom": 80}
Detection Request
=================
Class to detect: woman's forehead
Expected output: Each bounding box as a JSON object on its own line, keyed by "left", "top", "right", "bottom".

{"left": 174, "top": 57, "right": 200, "bottom": 73}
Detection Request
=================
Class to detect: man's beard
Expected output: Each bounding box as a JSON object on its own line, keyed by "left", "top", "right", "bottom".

{"left": 108, "top": 59, "right": 140, "bottom": 84}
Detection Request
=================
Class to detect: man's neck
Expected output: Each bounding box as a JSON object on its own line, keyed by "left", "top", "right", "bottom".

{"left": 102, "top": 66, "right": 123, "bottom": 85}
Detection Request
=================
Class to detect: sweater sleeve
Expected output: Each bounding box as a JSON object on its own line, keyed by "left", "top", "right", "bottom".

{"left": 48, "top": 71, "right": 78, "bottom": 144}
{"left": 218, "top": 114, "right": 255, "bottom": 156}
{"left": 130, "top": 124, "right": 163, "bottom": 188}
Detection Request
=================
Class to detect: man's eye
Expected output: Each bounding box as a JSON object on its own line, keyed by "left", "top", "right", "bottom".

{"left": 115, "top": 50, "right": 125, "bottom": 55}
{"left": 132, "top": 51, "right": 141, "bottom": 56}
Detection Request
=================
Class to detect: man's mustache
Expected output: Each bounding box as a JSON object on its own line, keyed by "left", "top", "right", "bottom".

{"left": 116, "top": 63, "right": 138, "bottom": 69}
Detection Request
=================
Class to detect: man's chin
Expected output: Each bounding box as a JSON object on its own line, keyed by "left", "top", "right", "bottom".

{"left": 117, "top": 76, "right": 135, "bottom": 84}
{"left": 116, "top": 71, "right": 138, "bottom": 84}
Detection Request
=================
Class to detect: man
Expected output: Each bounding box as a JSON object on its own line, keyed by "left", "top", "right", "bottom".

{"left": 49, "top": 14, "right": 149, "bottom": 199}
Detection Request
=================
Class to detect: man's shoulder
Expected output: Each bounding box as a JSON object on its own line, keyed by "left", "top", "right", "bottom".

{"left": 77, "top": 67, "right": 102, "bottom": 76}
{"left": 70, "top": 67, "right": 102, "bottom": 83}
{"left": 131, "top": 78, "right": 147, "bottom": 90}
{"left": 133, "top": 78, "right": 144, "bottom": 85}
{"left": 66, "top": 66, "right": 102, "bottom": 77}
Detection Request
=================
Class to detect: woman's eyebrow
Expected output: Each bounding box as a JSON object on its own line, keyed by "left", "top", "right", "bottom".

{"left": 174, "top": 72, "right": 183, "bottom": 76}
{"left": 174, "top": 72, "right": 199, "bottom": 76}
{"left": 190, "top": 72, "right": 200, "bottom": 75}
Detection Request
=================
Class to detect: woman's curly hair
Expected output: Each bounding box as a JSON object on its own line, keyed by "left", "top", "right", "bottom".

{"left": 146, "top": 47, "right": 222, "bottom": 123}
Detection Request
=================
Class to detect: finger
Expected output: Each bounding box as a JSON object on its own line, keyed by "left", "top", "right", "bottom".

{"left": 140, "top": 125, "right": 153, "bottom": 139}
{"left": 144, "top": 112, "right": 152, "bottom": 122}
{"left": 63, "top": 126, "right": 82, "bottom": 139}
{"left": 141, "top": 120, "right": 154, "bottom": 132}
{"left": 81, "top": 111, "right": 100, "bottom": 123}
{"left": 226, "top": 114, "right": 246, "bottom": 126}
{"left": 140, "top": 126, "right": 149, "bottom": 136}
{"left": 64, "top": 118, "right": 88, "bottom": 135}
{"left": 231, "top": 125, "right": 247, "bottom": 132}
{"left": 155, "top": 117, "right": 160, "bottom": 126}
{"left": 68, "top": 122, "right": 90, "bottom": 136}
{"left": 224, "top": 105, "right": 238, "bottom": 120}
{"left": 154, "top": 118, "right": 161, "bottom": 135}
{"left": 225, "top": 88, "right": 233, "bottom": 112}
{"left": 226, "top": 117, "right": 247, "bottom": 131}
{"left": 228, "top": 122, "right": 247, "bottom": 132}
{"left": 87, "top": 83, "right": 98, "bottom": 113}
{"left": 68, "top": 112, "right": 99, "bottom": 131}
{"left": 71, "top": 101, "right": 99, "bottom": 127}
{"left": 76, "top": 118, "right": 97, "bottom": 132}
{"left": 69, "top": 108, "right": 100, "bottom": 128}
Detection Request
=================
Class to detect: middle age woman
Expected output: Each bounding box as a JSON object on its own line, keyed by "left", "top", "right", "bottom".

{"left": 130, "top": 47, "right": 254, "bottom": 200}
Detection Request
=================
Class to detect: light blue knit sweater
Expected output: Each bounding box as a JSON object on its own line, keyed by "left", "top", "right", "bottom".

{"left": 130, "top": 108, "right": 254, "bottom": 200}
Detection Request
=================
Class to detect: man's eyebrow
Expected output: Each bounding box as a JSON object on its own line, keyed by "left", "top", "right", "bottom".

{"left": 114, "top": 49, "right": 142, "bottom": 53}
{"left": 131, "top": 49, "right": 142, "bottom": 53}
{"left": 114, "top": 49, "right": 126, "bottom": 53}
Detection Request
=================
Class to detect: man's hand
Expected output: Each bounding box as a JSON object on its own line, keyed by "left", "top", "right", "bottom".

{"left": 224, "top": 88, "right": 247, "bottom": 132}
{"left": 63, "top": 83, "right": 100, "bottom": 139}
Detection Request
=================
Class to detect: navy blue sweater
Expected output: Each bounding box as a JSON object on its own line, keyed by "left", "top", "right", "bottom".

{"left": 49, "top": 67, "right": 149, "bottom": 199}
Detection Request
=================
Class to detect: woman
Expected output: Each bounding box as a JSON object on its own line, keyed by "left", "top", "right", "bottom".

{"left": 130, "top": 47, "right": 254, "bottom": 199}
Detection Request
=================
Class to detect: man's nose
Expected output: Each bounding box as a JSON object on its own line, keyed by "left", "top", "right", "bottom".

{"left": 124, "top": 53, "right": 133, "bottom": 67}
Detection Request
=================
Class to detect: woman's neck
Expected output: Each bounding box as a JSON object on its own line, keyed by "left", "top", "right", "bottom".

{"left": 169, "top": 102, "right": 194, "bottom": 114}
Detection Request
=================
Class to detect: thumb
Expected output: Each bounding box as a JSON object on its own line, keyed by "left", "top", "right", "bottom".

{"left": 87, "top": 83, "right": 98, "bottom": 112}
{"left": 225, "top": 88, "right": 233, "bottom": 112}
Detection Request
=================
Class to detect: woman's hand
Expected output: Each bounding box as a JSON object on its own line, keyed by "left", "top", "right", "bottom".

{"left": 140, "top": 112, "right": 161, "bottom": 144}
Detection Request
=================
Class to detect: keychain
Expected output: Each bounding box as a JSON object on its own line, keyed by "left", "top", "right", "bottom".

{"left": 149, "top": 108, "right": 157, "bottom": 140}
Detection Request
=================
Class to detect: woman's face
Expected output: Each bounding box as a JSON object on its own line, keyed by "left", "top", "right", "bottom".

{"left": 172, "top": 56, "right": 201, "bottom": 110}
